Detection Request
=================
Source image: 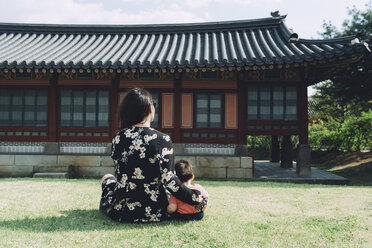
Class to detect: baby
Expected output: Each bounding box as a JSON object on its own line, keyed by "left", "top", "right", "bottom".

{"left": 167, "top": 160, "right": 208, "bottom": 220}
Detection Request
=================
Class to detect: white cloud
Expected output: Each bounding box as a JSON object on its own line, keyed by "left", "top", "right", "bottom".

{"left": 0, "top": 0, "right": 207, "bottom": 24}
{"left": 185, "top": 0, "right": 283, "bottom": 8}
{"left": 120, "top": 0, "right": 163, "bottom": 4}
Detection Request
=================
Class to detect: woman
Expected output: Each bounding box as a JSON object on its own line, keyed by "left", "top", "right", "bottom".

{"left": 100, "top": 88, "right": 204, "bottom": 222}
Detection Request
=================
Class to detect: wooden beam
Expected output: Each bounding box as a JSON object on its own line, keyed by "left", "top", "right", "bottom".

{"left": 173, "top": 72, "right": 182, "bottom": 143}
{"left": 237, "top": 73, "right": 246, "bottom": 144}
{"left": 120, "top": 81, "right": 174, "bottom": 89}
{"left": 58, "top": 80, "right": 111, "bottom": 86}
{"left": 182, "top": 80, "right": 237, "bottom": 89}
{"left": 47, "top": 73, "right": 58, "bottom": 142}
{"left": 110, "top": 75, "right": 120, "bottom": 137}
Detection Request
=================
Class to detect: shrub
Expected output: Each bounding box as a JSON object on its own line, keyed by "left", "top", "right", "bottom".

{"left": 246, "top": 136, "right": 271, "bottom": 159}
{"left": 246, "top": 136, "right": 299, "bottom": 160}
{"left": 247, "top": 136, "right": 271, "bottom": 150}
{"left": 339, "top": 110, "right": 372, "bottom": 151}
{"left": 309, "top": 121, "right": 342, "bottom": 151}
{"left": 309, "top": 111, "right": 372, "bottom": 151}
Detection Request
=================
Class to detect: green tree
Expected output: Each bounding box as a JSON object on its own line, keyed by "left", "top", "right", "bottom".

{"left": 309, "top": 82, "right": 350, "bottom": 122}
{"left": 313, "top": 3, "right": 372, "bottom": 120}
{"left": 309, "top": 111, "right": 372, "bottom": 151}
{"left": 339, "top": 110, "right": 372, "bottom": 151}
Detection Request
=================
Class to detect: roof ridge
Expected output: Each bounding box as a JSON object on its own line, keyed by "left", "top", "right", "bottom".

{"left": 0, "top": 16, "right": 285, "bottom": 34}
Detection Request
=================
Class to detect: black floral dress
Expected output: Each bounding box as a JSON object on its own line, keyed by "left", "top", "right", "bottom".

{"left": 100, "top": 126, "right": 202, "bottom": 223}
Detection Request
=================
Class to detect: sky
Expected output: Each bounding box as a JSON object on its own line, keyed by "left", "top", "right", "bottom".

{"left": 0, "top": 0, "right": 369, "bottom": 94}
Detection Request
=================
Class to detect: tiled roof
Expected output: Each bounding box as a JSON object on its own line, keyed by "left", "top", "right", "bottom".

{"left": 0, "top": 15, "right": 368, "bottom": 70}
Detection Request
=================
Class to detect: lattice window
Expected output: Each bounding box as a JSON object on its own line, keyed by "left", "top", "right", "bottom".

{"left": 285, "top": 86, "right": 298, "bottom": 120}
{"left": 0, "top": 89, "right": 48, "bottom": 126}
{"left": 273, "top": 87, "right": 284, "bottom": 120}
{"left": 60, "top": 90, "right": 109, "bottom": 127}
{"left": 260, "top": 87, "right": 271, "bottom": 120}
{"left": 247, "top": 86, "right": 298, "bottom": 120}
{"left": 247, "top": 87, "right": 258, "bottom": 120}
{"left": 196, "top": 94, "right": 222, "bottom": 128}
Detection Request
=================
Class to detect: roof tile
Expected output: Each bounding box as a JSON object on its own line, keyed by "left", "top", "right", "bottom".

{"left": 0, "top": 16, "right": 367, "bottom": 69}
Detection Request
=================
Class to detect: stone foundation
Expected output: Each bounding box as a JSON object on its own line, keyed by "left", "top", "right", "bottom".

{"left": 0, "top": 154, "right": 115, "bottom": 178}
{"left": 0, "top": 142, "right": 253, "bottom": 179}
{"left": 175, "top": 155, "right": 253, "bottom": 179}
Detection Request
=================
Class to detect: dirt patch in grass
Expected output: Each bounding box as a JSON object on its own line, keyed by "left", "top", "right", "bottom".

{"left": 311, "top": 151, "right": 372, "bottom": 186}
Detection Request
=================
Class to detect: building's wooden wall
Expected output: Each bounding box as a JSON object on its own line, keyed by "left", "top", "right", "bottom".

{"left": 0, "top": 69, "right": 307, "bottom": 145}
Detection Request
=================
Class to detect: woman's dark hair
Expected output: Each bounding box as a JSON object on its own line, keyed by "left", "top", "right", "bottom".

{"left": 118, "top": 88, "right": 154, "bottom": 129}
{"left": 175, "top": 160, "right": 194, "bottom": 182}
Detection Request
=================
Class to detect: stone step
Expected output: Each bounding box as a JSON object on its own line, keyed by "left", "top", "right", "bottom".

{"left": 33, "top": 165, "right": 73, "bottom": 173}
{"left": 33, "top": 172, "right": 70, "bottom": 178}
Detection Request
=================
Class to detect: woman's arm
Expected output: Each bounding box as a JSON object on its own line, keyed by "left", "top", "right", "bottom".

{"left": 158, "top": 137, "right": 202, "bottom": 206}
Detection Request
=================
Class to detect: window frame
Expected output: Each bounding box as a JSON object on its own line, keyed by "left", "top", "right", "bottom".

{"left": 0, "top": 88, "right": 48, "bottom": 127}
{"left": 0, "top": 86, "right": 49, "bottom": 142}
{"left": 195, "top": 93, "right": 224, "bottom": 129}
{"left": 57, "top": 86, "right": 111, "bottom": 142}
{"left": 177, "top": 89, "right": 238, "bottom": 144}
{"left": 59, "top": 89, "right": 110, "bottom": 128}
{"left": 246, "top": 85, "right": 298, "bottom": 121}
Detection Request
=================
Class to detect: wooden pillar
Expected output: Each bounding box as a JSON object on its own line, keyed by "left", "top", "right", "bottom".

{"left": 298, "top": 82, "right": 309, "bottom": 145}
{"left": 280, "top": 135, "right": 293, "bottom": 168}
{"left": 173, "top": 72, "right": 182, "bottom": 143}
{"left": 296, "top": 82, "right": 311, "bottom": 176}
{"left": 270, "top": 135, "right": 280, "bottom": 162}
{"left": 237, "top": 72, "right": 246, "bottom": 145}
{"left": 47, "top": 73, "right": 58, "bottom": 142}
{"left": 110, "top": 75, "right": 119, "bottom": 136}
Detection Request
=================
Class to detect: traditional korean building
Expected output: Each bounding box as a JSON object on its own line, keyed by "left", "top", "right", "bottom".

{"left": 0, "top": 13, "right": 368, "bottom": 178}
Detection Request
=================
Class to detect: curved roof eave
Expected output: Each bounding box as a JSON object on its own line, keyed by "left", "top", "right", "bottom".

{"left": 0, "top": 14, "right": 368, "bottom": 70}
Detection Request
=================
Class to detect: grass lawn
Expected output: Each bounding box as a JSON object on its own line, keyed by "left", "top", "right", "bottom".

{"left": 0, "top": 178, "right": 371, "bottom": 248}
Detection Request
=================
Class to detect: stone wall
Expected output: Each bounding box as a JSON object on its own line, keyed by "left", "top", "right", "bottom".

{"left": 175, "top": 155, "right": 253, "bottom": 180}
{"left": 0, "top": 154, "right": 114, "bottom": 178}
{"left": 0, "top": 154, "right": 253, "bottom": 179}
{"left": 0, "top": 142, "right": 253, "bottom": 179}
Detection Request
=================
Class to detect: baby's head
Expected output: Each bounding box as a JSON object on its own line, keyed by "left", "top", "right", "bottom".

{"left": 175, "top": 160, "right": 194, "bottom": 183}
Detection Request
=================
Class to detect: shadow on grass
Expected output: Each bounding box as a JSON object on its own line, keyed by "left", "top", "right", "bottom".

{"left": 0, "top": 209, "right": 189, "bottom": 232}
{"left": 312, "top": 152, "right": 372, "bottom": 186}
{"left": 330, "top": 163, "right": 372, "bottom": 186}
